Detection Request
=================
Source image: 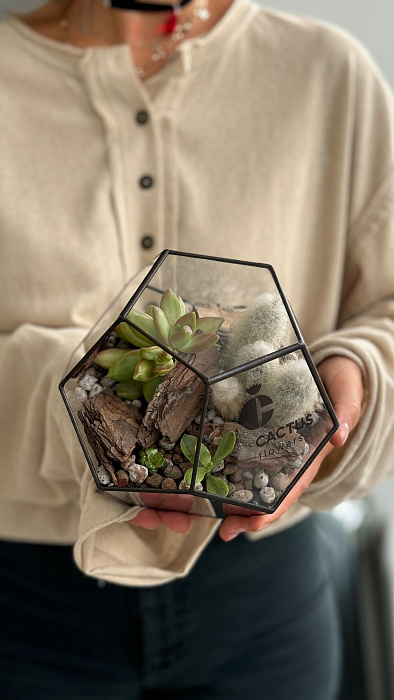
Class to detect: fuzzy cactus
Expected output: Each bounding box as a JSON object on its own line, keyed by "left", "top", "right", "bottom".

{"left": 233, "top": 341, "right": 280, "bottom": 390}
{"left": 211, "top": 376, "right": 248, "bottom": 420}
{"left": 117, "top": 289, "right": 224, "bottom": 355}
{"left": 262, "top": 357, "right": 319, "bottom": 427}
{"left": 227, "top": 292, "right": 290, "bottom": 358}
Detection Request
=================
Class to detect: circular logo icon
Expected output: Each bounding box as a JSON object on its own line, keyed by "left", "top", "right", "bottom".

{"left": 239, "top": 394, "right": 274, "bottom": 430}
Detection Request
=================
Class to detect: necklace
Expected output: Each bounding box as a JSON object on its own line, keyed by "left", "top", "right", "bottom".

{"left": 58, "top": 0, "right": 211, "bottom": 79}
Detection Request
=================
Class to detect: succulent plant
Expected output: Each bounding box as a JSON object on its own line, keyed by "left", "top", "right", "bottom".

{"left": 138, "top": 447, "right": 166, "bottom": 473}
{"left": 180, "top": 431, "right": 236, "bottom": 496}
{"left": 95, "top": 345, "right": 174, "bottom": 402}
{"left": 117, "top": 289, "right": 224, "bottom": 355}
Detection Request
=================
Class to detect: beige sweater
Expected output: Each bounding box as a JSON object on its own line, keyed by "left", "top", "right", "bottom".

{"left": 0, "top": 0, "right": 393, "bottom": 586}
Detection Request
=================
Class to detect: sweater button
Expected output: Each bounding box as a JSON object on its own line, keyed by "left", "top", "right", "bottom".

{"left": 141, "top": 235, "right": 154, "bottom": 250}
{"left": 140, "top": 175, "right": 154, "bottom": 189}
{"left": 136, "top": 110, "right": 149, "bottom": 125}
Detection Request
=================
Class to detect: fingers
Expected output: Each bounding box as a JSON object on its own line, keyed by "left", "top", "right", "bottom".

{"left": 318, "top": 356, "right": 364, "bottom": 447}
{"left": 139, "top": 492, "right": 195, "bottom": 512}
{"left": 129, "top": 493, "right": 198, "bottom": 534}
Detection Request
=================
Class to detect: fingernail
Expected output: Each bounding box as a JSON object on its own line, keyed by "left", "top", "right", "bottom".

{"left": 339, "top": 422, "right": 350, "bottom": 445}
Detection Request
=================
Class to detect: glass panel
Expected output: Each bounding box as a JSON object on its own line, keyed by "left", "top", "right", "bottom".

{"left": 198, "top": 349, "right": 334, "bottom": 511}
{"left": 122, "top": 252, "right": 299, "bottom": 379}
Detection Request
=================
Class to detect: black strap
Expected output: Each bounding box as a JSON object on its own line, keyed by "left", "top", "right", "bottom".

{"left": 110, "top": 0, "right": 194, "bottom": 11}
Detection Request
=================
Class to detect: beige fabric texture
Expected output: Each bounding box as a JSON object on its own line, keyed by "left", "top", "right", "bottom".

{"left": 0, "top": 0, "right": 393, "bottom": 586}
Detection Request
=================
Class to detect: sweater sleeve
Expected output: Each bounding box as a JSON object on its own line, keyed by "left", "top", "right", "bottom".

{"left": 0, "top": 323, "right": 219, "bottom": 584}
{"left": 302, "top": 169, "right": 394, "bottom": 510}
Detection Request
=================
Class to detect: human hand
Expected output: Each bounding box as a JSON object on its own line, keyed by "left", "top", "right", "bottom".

{"left": 128, "top": 493, "right": 201, "bottom": 534}
{"left": 219, "top": 355, "right": 364, "bottom": 541}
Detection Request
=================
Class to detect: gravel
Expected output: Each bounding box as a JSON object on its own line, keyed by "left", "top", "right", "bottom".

{"left": 259, "top": 486, "right": 276, "bottom": 504}
{"left": 79, "top": 373, "right": 98, "bottom": 391}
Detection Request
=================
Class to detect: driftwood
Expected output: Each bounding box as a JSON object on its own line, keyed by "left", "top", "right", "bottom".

{"left": 78, "top": 390, "right": 142, "bottom": 466}
{"left": 139, "top": 348, "right": 220, "bottom": 445}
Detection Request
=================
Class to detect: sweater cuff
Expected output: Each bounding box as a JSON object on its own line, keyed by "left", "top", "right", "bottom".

{"left": 74, "top": 468, "right": 220, "bottom": 586}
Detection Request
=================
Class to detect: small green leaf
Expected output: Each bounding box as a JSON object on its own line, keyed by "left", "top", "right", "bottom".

{"left": 211, "top": 431, "right": 236, "bottom": 466}
{"left": 170, "top": 329, "right": 194, "bottom": 352}
{"left": 107, "top": 350, "right": 141, "bottom": 381}
{"left": 116, "top": 379, "right": 143, "bottom": 400}
{"left": 95, "top": 348, "right": 130, "bottom": 369}
{"left": 117, "top": 322, "right": 152, "bottom": 349}
{"left": 127, "top": 309, "right": 156, "bottom": 339}
{"left": 141, "top": 346, "right": 163, "bottom": 361}
{"left": 176, "top": 312, "right": 197, "bottom": 333}
{"left": 183, "top": 333, "right": 219, "bottom": 354}
{"left": 180, "top": 434, "right": 198, "bottom": 464}
{"left": 196, "top": 317, "right": 224, "bottom": 334}
{"left": 153, "top": 361, "right": 174, "bottom": 377}
{"left": 206, "top": 475, "right": 229, "bottom": 497}
{"left": 152, "top": 307, "right": 171, "bottom": 345}
{"left": 198, "top": 442, "right": 212, "bottom": 467}
{"left": 143, "top": 376, "right": 163, "bottom": 403}
{"left": 145, "top": 305, "right": 155, "bottom": 317}
{"left": 160, "top": 289, "right": 184, "bottom": 327}
{"left": 184, "top": 466, "right": 207, "bottom": 487}
{"left": 133, "top": 359, "right": 155, "bottom": 382}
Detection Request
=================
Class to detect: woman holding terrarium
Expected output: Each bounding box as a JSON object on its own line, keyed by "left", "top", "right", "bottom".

{"left": 0, "top": 0, "right": 393, "bottom": 697}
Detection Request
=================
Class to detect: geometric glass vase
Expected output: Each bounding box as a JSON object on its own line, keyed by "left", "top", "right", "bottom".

{"left": 59, "top": 250, "right": 338, "bottom": 517}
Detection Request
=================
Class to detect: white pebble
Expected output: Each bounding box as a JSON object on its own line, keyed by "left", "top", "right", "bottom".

{"left": 179, "top": 479, "right": 203, "bottom": 491}
{"left": 96, "top": 465, "right": 111, "bottom": 485}
{"left": 79, "top": 373, "right": 98, "bottom": 391}
{"left": 128, "top": 464, "right": 148, "bottom": 485}
{"left": 100, "top": 376, "right": 116, "bottom": 388}
{"left": 132, "top": 399, "right": 143, "bottom": 409}
{"left": 89, "top": 383, "right": 104, "bottom": 398}
{"left": 259, "top": 486, "right": 276, "bottom": 504}
{"left": 207, "top": 409, "right": 216, "bottom": 421}
{"left": 254, "top": 470, "right": 269, "bottom": 489}
{"left": 211, "top": 461, "right": 224, "bottom": 473}
{"left": 212, "top": 416, "right": 224, "bottom": 425}
{"left": 230, "top": 489, "right": 254, "bottom": 502}
{"left": 74, "top": 387, "right": 88, "bottom": 403}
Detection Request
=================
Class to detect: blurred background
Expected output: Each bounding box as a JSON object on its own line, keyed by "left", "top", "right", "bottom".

{"left": 1, "top": 1, "right": 393, "bottom": 697}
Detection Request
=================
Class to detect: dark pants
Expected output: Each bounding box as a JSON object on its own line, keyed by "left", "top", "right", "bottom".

{"left": 0, "top": 514, "right": 350, "bottom": 700}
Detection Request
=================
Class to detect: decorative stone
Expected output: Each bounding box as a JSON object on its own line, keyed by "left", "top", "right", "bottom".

{"left": 254, "top": 469, "right": 269, "bottom": 489}
{"left": 74, "top": 387, "right": 88, "bottom": 403}
{"left": 115, "top": 469, "right": 129, "bottom": 487}
{"left": 89, "top": 383, "right": 104, "bottom": 398}
{"left": 179, "top": 461, "right": 192, "bottom": 474}
{"left": 100, "top": 376, "right": 116, "bottom": 388}
{"left": 132, "top": 399, "right": 143, "bottom": 409}
{"left": 146, "top": 473, "right": 163, "bottom": 488}
{"left": 227, "top": 482, "right": 238, "bottom": 495}
{"left": 159, "top": 437, "right": 176, "bottom": 450}
{"left": 229, "top": 469, "right": 243, "bottom": 483}
{"left": 207, "top": 409, "right": 216, "bottom": 421}
{"left": 162, "top": 478, "right": 177, "bottom": 490}
{"left": 244, "top": 478, "right": 253, "bottom": 491}
{"left": 269, "top": 473, "right": 290, "bottom": 491}
{"left": 164, "top": 465, "right": 183, "bottom": 480}
{"left": 96, "top": 465, "right": 111, "bottom": 485}
{"left": 223, "top": 463, "right": 238, "bottom": 476}
{"left": 117, "top": 340, "right": 129, "bottom": 349}
{"left": 211, "top": 461, "right": 224, "bottom": 473}
{"left": 86, "top": 368, "right": 98, "bottom": 378}
{"left": 212, "top": 416, "right": 224, "bottom": 425}
{"left": 230, "top": 489, "right": 254, "bottom": 503}
{"left": 79, "top": 373, "right": 98, "bottom": 391}
{"left": 259, "top": 486, "right": 276, "bottom": 504}
{"left": 128, "top": 463, "right": 148, "bottom": 484}
{"left": 179, "top": 479, "right": 203, "bottom": 491}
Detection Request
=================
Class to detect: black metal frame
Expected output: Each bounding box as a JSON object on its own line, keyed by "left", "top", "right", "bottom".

{"left": 59, "top": 250, "right": 339, "bottom": 516}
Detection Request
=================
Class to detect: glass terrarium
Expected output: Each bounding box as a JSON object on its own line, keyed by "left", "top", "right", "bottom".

{"left": 59, "top": 250, "right": 338, "bottom": 517}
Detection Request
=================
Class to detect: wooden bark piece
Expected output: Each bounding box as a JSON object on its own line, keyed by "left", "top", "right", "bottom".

{"left": 139, "top": 347, "right": 220, "bottom": 445}
{"left": 194, "top": 302, "right": 244, "bottom": 334}
{"left": 79, "top": 390, "right": 142, "bottom": 463}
